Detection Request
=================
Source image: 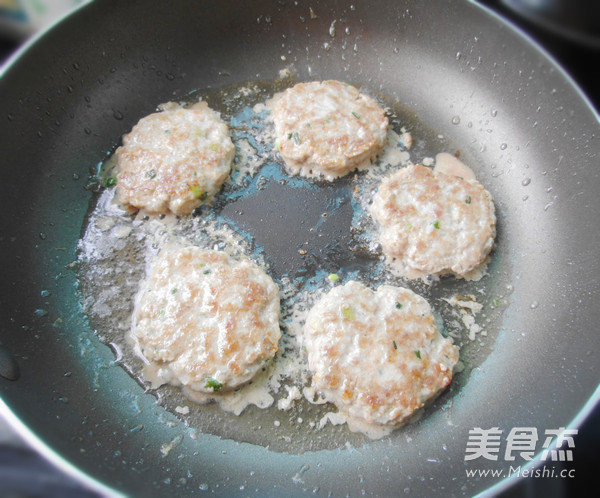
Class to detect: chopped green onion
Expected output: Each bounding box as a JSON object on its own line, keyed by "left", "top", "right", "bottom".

{"left": 289, "top": 131, "right": 301, "bottom": 145}
{"left": 328, "top": 273, "right": 339, "bottom": 282}
{"left": 203, "top": 269, "right": 211, "bottom": 275}
{"left": 171, "top": 288, "right": 178, "bottom": 294}
{"left": 433, "top": 220, "right": 441, "bottom": 229}
{"left": 342, "top": 306, "right": 355, "bottom": 320}
{"left": 352, "top": 111, "right": 360, "bottom": 119}
{"left": 146, "top": 169, "right": 157, "bottom": 179}
{"left": 396, "top": 302, "right": 403, "bottom": 310}
{"left": 415, "top": 350, "right": 421, "bottom": 359}
{"left": 393, "top": 340, "right": 398, "bottom": 350}
{"left": 205, "top": 377, "right": 223, "bottom": 392}
{"left": 465, "top": 195, "right": 472, "bottom": 204}
{"left": 103, "top": 176, "right": 117, "bottom": 187}
{"left": 209, "top": 143, "right": 219, "bottom": 152}
{"left": 190, "top": 184, "right": 206, "bottom": 199}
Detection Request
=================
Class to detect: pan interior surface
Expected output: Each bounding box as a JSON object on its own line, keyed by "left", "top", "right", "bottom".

{"left": 76, "top": 79, "right": 510, "bottom": 454}
{"left": 0, "top": 0, "right": 598, "bottom": 496}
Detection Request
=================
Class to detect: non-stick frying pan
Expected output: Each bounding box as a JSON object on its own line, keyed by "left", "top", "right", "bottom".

{"left": 1, "top": 0, "right": 599, "bottom": 496}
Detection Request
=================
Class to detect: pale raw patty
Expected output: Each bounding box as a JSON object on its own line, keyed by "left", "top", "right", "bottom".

{"left": 132, "top": 247, "right": 281, "bottom": 394}
{"left": 304, "top": 281, "right": 459, "bottom": 427}
{"left": 116, "top": 101, "right": 234, "bottom": 215}
{"left": 271, "top": 80, "right": 388, "bottom": 180}
{"left": 370, "top": 164, "right": 496, "bottom": 280}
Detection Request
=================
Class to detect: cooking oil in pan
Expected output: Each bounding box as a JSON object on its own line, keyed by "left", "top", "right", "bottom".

{"left": 76, "top": 79, "right": 512, "bottom": 453}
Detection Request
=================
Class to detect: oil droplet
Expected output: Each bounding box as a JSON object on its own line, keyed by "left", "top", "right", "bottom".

{"left": 199, "top": 483, "right": 209, "bottom": 491}
{"left": 451, "top": 116, "right": 460, "bottom": 125}
{"left": 491, "top": 109, "right": 498, "bottom": 117}
{"left": 39, "top": 232, "right": 47, "bottom": 240}
{"left": 530, "top": 301, "right": 539, "bottom": 309}
{"left": 521, "top": 178, "right": 531, "bottom": 186}
{"left": 34, "top": 309, "right": 47, "bottom": 317}
{"left": 499, "top": 143, "right": 507, "bottom": 150}
{"left": 112, "top": 110, "right": 124, "bottom": 120}
{"left": 456, "top": 51, "right": 462, "bottom": 61}
{"left": 329, "top": 20, "right": 336, "bottom": 37}
{"left": 40, "top": 289, "right": 51, "bottom": 297}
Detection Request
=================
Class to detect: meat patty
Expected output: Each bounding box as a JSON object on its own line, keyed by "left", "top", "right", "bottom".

{"left": 303, "top": 281, "right": 459, "bottom": 428}
{"left": 132, "top": 247, "right": 281, "bottom": 394}
{"left": 116, "top": 101, "right": 234, "bottom": 215}
{"left": 370, "top": 164, "right": 496, "bottom": 280}
{"left": 271, "top": 80, "right": 388, "bottom": 180}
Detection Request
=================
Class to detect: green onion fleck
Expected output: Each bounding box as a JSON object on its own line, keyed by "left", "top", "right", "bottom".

{"left": 171, "top": 288, "right": 178, "bottom": 294}
{"left": 203, "top": 269, "right": 211, "bottom": 275}
{"left": 146, "top": 169, "right": 157, "bottom": 179}
{"left": 103, "top": 176, "right": 117, "bottom": 187}
{"left": 352, "top": 111, "right": 360, "bottom": 119}
{"left": 393, "top": 340, "right": 398, "bottom": 350}
{"left": 465, "top": 195, "right": 472, "bottom": 204}
{"left": 205, "top": 377, "right": 223, "bottom": 392}
{"left": 415, "top": 350, "right": 421, "bottom": 359}
{"left": 396, "top": 302, "right": 403, "bottom": 310}
{"left": 342, "top": 306, "right": 355, "bottom": 320}
{"left": 290, "top": 132, "right": 301, "bottom": 145}
{"left": 190, "top": 184, "right": 206, "bottom": 199}
{"left": 328, "top": 273, "right": 339, "bottom": 282}
{"left": 433, "top": 220, "right": 441, "bottom": 229}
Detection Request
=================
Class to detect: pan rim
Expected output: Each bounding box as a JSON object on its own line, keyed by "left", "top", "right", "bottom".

{"left": 0, "top": 0, "right": 599, "bottom": 496}
{"left": 0, "top": 397, "right": 124, "bottom": 497}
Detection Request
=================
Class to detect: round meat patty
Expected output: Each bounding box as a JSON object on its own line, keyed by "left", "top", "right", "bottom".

{"left": 304, "top": 281, "right": 459, "bottom": 428}
{"left": 271, "top": 80, "right": 388, "bottom": 180}
{"left": 370, "top": 164, "right": 496, "bottom": 280}
{"left": 132, "top": 247, "right": 281, "bottom": 394}
{"left": 116, "top": 101, "right": 235, "bottom": 215}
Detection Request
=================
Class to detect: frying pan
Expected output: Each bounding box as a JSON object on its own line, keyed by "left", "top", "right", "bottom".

{"left": 1, "top": 0, "right": 599, "bottom": 496}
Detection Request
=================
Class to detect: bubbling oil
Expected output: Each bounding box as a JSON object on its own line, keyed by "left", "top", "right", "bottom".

{"left": 76, "top": 78, "right": 510, "bottom": 453}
